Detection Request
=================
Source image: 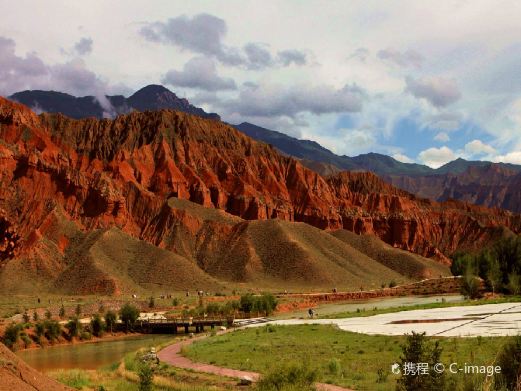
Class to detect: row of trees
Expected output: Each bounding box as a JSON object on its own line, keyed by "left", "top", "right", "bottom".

{"left": 2, "top": 303, "right": 141, "bottom": 350}
{"left": 183, "top": 293, "right": 278, "bottom": 318}
{"left": 451, "top": 236, "right": 521, "bottom": 298}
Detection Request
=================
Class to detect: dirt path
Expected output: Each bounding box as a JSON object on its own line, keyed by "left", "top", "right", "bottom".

{"left": 157, "top": 332, "right": 353, "bottom": 391}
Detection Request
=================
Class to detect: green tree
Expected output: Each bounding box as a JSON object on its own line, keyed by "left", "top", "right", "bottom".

{"left": 148, "top": 296, "right": 155, "bottom": 309}
{"left": 119, "top": 303, "right": 140, "bottom": 332}
{"left": 75, "top": 304, "right": 82, "bottom": 317}
{"left": 90, "top": 313, "right": 105, "bottom": 337}
{"left": 239, "top": 294, "right": 255, "bottom": 314}
{"left": 486, "top": 256, "right": 503, "bottom": 294}
{"left": 43, "top": 320, "right": 61, "bottom": 342}
{"left": 493, "top": 335, "right": 521, "bottom": 390}
{"left": 45, "top": 309, "right": 52, "bottom": 319}
{"left": 396, "top": 332, "right": 446, "bottom": 391}
{"left": 59, "top": 304, "right": 66, "bottom": 318}
{"left": 65, "top": 317, "right": 81, "bottom": 339}
{"left": 32, "top": 311, "right": 39, "bottom": 322}
{"left": 461, "top": 268, "right": 481, "bottom": 299}
{"left": 508, "top": 273, "right": 521, "bottom": 295}
{"left": 260, "top": 293, "right": 278, "bottom": 315}
{"left": 35, "top": 322, "right": 45, "bottom": 338}
{"left": 104, "top": 310, "right": 117, "bottom": 333}
{"left": 3, "top": 323, "right": 21, "bottom": 349}
{"left": 22, "top": 310, "right": 30, "bottom": 323}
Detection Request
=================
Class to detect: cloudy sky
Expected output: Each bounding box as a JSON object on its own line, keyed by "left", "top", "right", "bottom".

{"left": 2, "top": 0, "right": 521, "bottom": 167}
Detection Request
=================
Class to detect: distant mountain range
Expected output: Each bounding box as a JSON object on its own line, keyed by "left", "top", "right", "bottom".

{"left": 233, "top": 122, "right": 521, "bottom": 212}
{"left": 234, "top": 122, "right": 521, "bottom": 177}
{"left": 6, "top": 84, "right": 521, "bottom": 213}
{"left": 9, "top": 84, "right": 220, "bottom": 121}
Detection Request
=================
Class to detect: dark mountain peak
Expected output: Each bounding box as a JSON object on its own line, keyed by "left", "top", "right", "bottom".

{"left": 8, "top": 84, "right": 220, "bottom": 121}
{"left": 132, "top": 84, "right": 172, "bottom": 95}
{"left": 128, "top": 84, "right": 178, "bottom": 104}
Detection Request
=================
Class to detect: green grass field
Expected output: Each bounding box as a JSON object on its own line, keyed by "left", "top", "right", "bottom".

{"left": 184, "top": 324, "right": 508, "bottom": 391}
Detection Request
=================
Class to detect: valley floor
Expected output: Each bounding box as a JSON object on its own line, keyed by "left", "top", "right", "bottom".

{"left": 256, "top": 302, "right": 521, "bottom": 337}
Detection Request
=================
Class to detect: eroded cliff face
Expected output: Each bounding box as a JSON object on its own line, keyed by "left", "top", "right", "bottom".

{"left": 385, "top": 164, "right": 521, "bottom": 214}
{"left": 0, "top": 97, "right": 520, "bottom": 270}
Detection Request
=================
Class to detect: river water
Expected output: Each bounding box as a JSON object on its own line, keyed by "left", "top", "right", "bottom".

{"left": 16, "top": 334, "right": 176, "bottom": 372}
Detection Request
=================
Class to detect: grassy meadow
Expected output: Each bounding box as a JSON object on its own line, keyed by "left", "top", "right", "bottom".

{"left": 184, "top": 324, "right": 508, "bottom": 391}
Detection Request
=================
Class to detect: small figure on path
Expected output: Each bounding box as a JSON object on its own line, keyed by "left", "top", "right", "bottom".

{"left": 308, "top": 308, "right": 315, "bottom": 318}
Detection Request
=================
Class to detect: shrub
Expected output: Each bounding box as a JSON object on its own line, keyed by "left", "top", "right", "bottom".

{"left": 45, "top": 309, "right": 52, "bottom": 319}
{"left": 3, "top": 323, "right": 21, "bottom": 349}
{"left": 104, "top": 310, "right": 117, "bottom": 333}
{"left": 138, "top": 362, "right": 154, "bottom": 391}
{"left": 507, "top": 273, "right": 521, "bottom": 295}
{"left": 172, "top": 298, "right": 179, "bottom": 306}
{"left": 75, "top": 304, "right": 82, "bottom": 317}
{"left": 493, "top": 335, "right": 521, "bottom": 390}
{"left": 120, "top": 303, "right": 140, "bottom": 332}
{"left": 461, "top": 272, "right": 481, "bottom": 299}
{"left": 59, "top": 304, "right": 65, "bottom": 318}
{"left": 239, "top": 293, "right": 278, "bottom": 315}
{"left": 376, "top": 367, "right": 387, "bottom": 383}
{"left": 21, "top": 334, "right": 31, "bottom": 348}
{"left": 22, "top": 311, "right": 30, "bottom": 323}
{"left": 80, "top": 331, "right": 92, "bottom": 341}
{"left": 327, "top": 358, "right": 341, "bottom": 375}
{"left": 205, "top": 302, "right": 221, "bottom": 315}
{"left": 389, "top": 280, "right": 397, "bottom": 288}
{"left": 256, "top": 364, "right": 317, "bottom": 391}
{"left": 148, "top": 296, "right": 155, "bottom": 309}
{"left": 32, "top": 311, "right": 38, "bottom": 322}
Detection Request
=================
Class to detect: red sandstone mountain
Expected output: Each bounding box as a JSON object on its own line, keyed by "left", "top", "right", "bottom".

{"left": 0, "top": 97, "right": 519, "bottom": 293}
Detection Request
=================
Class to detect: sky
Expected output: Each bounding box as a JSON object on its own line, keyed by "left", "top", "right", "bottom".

{"left": 1, "top": 0, "right": 521, "bottom": 168}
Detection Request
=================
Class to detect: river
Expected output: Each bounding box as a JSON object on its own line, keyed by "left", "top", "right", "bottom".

{"left": 16, "top": 334, "right": 176, "bottom": 372}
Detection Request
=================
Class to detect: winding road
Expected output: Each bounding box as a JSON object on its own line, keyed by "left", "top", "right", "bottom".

{"left": 157, "top": 332, "right": 353, "bottom": 391}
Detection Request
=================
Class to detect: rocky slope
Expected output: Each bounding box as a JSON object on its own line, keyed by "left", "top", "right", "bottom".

{"left": 0, "top": 343, "right": 71, "bottom": 391}
{"left": 0, "top": 97, "right": 520, "bottom": 293}
{"left": 234, "top": 123, "right": 521, "bottom": 213}
{"left": 384, "top": 163, "right": 521, "bottom": 213}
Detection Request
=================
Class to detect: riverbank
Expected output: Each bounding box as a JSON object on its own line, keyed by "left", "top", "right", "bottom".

{"left": 16, "top": 330, "right": 146, "bottom": 352}
{"left": 16, "top": 334, "right": 176, "bottom": 372}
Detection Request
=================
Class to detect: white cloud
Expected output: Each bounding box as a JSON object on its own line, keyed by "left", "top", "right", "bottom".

{"left": 392, "top": 153, "right": 414, "bottom": 163}
{"left": 418, "top": 146, "right": 456, "bottom": 168}
{"left": 3, "top": 2, "right": 521, "bottom": 161}
{"left": 464, "top": 139, "right": 496, "bottom": 156}
{"left": 405, "top": 76, "right": 461, "bottom": 107}
{"left": 162, "top": 56, "right": 236, "bottom": 91}
{"left": 217, "top": 82, "right": 364, "bottom": 118}
{"left": 377, "top": 48, "right": 423, "bottom": 68}
{"left": 492, "top": 151, "right": 521, "bottom": 165}
{"left": 0, "top": 36, "right": 123, "bottom": 97}
{"left": 434, "top": 132, "right": 450, "bottom": 142}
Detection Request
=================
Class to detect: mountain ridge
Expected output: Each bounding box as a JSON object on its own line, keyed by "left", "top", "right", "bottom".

{"left": 5, "top": 85, "right": 521, "bottom": 215}
{"left": 8, "top": 84, "right": 220, "bottom": 121}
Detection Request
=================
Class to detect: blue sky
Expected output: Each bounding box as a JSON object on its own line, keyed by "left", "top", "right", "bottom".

{"left": 1, "top": 0, "right": 521, "bottom": 167}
